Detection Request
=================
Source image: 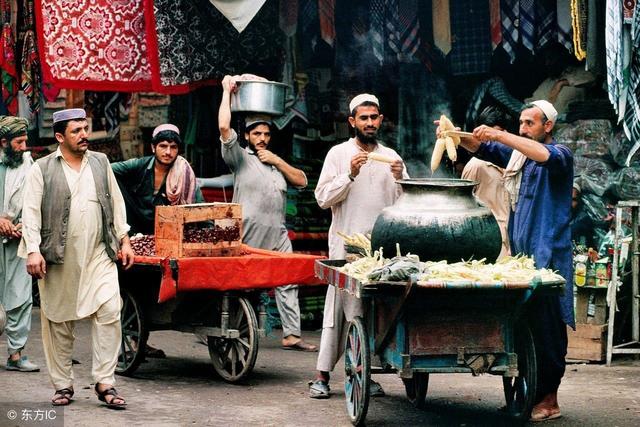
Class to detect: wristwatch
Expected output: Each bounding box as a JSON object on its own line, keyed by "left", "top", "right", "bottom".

{"left": 348, "top": 173, "right": 355, "bottom": 182}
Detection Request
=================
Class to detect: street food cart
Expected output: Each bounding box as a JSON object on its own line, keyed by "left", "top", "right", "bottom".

{"left": 315, "top": 259, "right": 565, "bottom": 425}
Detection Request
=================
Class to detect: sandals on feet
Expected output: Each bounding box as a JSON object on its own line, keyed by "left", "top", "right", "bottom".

{"left": 95, "top": 384, "right": 127, "bottom": 410}
{"left": 51, "top": 388, "right": 74, "bottom": 406}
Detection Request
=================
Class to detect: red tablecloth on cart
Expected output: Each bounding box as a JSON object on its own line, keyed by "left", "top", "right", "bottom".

{"left": 132, "top": 245, "right": 325, "bottom": 302}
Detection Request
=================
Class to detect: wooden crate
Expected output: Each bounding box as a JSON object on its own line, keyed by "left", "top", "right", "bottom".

{"left": 155, "top": 203, "right": 242, "bottom": 258}
{"left": 567, "top": 323, "right": 607, "bottom": 362}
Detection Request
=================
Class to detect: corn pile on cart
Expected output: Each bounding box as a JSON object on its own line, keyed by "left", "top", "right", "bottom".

{"left": 315, "top": 259, "right": 565, "bottom": 425}
{"left": 115, "top": 245, "right": 321, "bottom": 382}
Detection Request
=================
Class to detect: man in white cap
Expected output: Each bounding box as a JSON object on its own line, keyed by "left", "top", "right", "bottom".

{"left": 112, "top": 123, "right": 204, "bottom": 236}
{"left": 309, "top": 94, "right": 408, "bottom": 399}
{"left": 20, "top": 108, "right": 135, "bottom": 408}
{"left": 0, "top": 116, "right": 39, "bottom": 373}
{"left": 450, "top": 100, "right": 573, "bottom": 421}
{"left": 218, "top": 74, "right": 317, "bottom": 352}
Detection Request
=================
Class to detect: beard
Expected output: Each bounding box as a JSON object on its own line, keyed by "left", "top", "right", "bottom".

{"left": 355, "top": 127, "right": 378, "bottom": 145}
{"left": 3, "top": 143, "right": 24, "bottom": 168}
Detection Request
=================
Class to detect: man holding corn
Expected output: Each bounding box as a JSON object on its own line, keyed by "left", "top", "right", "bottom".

{"left": 309, "top": 94, "right": 407, "bottom": 399}
{"left": 451, "top": 100, "right": 573, "bottom": 422}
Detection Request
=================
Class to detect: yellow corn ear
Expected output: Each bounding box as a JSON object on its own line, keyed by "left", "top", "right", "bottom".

{"left": 367, "top": 152, "right": 396, "bottom": 163}
{"left": 431, "top": 138, "right": 446, "bottom": 172}
{"left": 445, "top": 136, "right": 457, "bottom": 162}
{"left": 440, "top": 114, "right": 460, "bottom": 146}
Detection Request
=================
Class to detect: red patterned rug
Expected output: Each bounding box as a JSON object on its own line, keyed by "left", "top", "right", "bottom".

{"left": 35, "top": 0, "right": 152, "bottom": 91}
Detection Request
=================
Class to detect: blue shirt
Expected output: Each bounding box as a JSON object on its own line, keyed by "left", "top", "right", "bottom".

{"left": 476, "top": 139, "right": 575, "bottom": 327}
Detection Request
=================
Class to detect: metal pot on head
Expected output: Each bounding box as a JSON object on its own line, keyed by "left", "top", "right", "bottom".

{"left": 230, "top": 80, "right": 289, "bottom": 116}
{"left": 371, "top": 178, "right": 502, "bottom": 263}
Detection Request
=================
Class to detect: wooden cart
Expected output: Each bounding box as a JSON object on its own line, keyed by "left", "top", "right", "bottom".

{"left": 315, "top": 259, "right": 565, "bottom": 425}
{"left": 115, "top": 246, "right": 321, "bottom": 383}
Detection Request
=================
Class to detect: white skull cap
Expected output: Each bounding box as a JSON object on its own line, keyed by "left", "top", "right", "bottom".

{"left": 530, "top": 100, "right": 558, "bottom": 124}
{"left": 349, "top": 93, "right": 379, "bottom": 113}
{"left": 152, "top": 124, "right": 180, "bottom": 138}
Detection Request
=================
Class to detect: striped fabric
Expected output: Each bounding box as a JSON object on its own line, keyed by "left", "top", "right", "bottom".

{"left": 557, "top": 0, "right": 573, "bottom": 52}
{"left": 318, "top": 0, "right": 335, "bottom": 46}
{"left": 370, "top": 0, "right": 386, "bottom": 64}
{"left": 537, "top": 0, "right": 556, "bottom": 50}
{"left": 519, "top": 0, "right": 536, "bottom": 53}
{"left": 386, "top": 0, "right": 402, "bottom": 59}
{"left": 623, "top": 1, "right": 640, "bottom": 165}
{"left": 490, "top": 0, "right": 502, "bottom": 50}
{"left": 398, "top": 0, "right": 421, "bottom": 57}
{"left": 500, "top": 0, "right": 519, "bottom": 63}
{"left": 606, "top": 0, "right": 622, "bottom": 114}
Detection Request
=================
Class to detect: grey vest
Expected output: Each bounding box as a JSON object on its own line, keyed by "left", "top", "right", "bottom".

{"left": 37, "top": 150, "right": 119, "bottom": 264}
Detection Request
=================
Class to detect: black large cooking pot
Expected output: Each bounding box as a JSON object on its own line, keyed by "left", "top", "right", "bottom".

{"left": 370, "top": 178, "right": 502, "bottom": 263}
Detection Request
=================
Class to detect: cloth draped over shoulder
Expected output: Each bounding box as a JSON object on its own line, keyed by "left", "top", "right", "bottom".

{"left": 166, "top": 155, "right": 197, "bottom": 205}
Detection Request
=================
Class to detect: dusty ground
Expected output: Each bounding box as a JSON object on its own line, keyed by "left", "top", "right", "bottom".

{"left": 1, "top": 308, "right": 639, "bottom": 426}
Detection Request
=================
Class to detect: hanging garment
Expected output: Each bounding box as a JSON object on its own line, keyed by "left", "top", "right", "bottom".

{"left": 370, "top": 0, "right": 386, "bottom": 64}
{"left": 489, "top": 0, "right": 502, "bottom": 50}
{"left": 0, "top": 0, "right": 18, "bottom": 115}
{"left": 19, "top": 0, "right": 40, "bottom": 118}
{"left": 623, "top": 1, "right": 640, "bottom": 166}
{"left": 209, "top": 0, "right": 267, "bottom": 33}
{"left": 537, "top": 0, "right": 556, "bottom": 50}
{"left": 605, "top": 0, "right": 623, "bottom": 112}
{"left": 501, "top": 0, "right": 519, "bottom": 63}
{"left": 279, "top": 0, "right": 298, "bottom": 37}
{"left": 519, "top": 0, "right": 536, "bottom": 53}
{"left": 449, "top": 0, "right": 491, "bottom": 75}
{"left": 557, "top": 0, "right": 574, "bottom": 53}
{"left": 586, "top": 0, "right": 605, "bottom": 74}
{"left": 35, "top": 0, "right": 152, "bottom": 91}
{"left": 318, "top": 0, "right": 335, "bottom": 47}
{"left": 432, "top": 0, "right": 451, "bottom": 55}
{"left": 571, "top": 0, "right": 588, "bottom": 60}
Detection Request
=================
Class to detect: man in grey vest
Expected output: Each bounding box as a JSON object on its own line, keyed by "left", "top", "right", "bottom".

{"left": 20, "top": 108, "right": 134, "bottom": 408}
{"left": 0, "top": 116, "right": 39, "bottom": 372}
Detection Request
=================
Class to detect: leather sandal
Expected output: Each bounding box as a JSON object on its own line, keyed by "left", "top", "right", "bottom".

{"left": 282, "top": 340, "right": 318, "bottom": 352}
{"left": 95, "top": 384, "right": 127, "bottom": 410}
{"left": 51, "top": 388, "right": 74, "bottom": 406}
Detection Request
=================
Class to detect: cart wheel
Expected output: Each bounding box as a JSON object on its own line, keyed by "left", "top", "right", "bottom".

{"left": 503, "top": 323, "right": 537, "bottom": 421}
{"left": 402, "top": 372, "right": 430, "bottom": 409}
{"left": 116, "top": 288, "right": 147, "bottom": 376}
{"left": 208, "top": 297, "right": 259, "bottom": 382}
{"left": 344, "top": 316, "right": 370, "bottom": 426}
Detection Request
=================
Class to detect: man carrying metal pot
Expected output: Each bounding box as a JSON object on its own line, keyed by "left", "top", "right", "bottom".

{"left": 218, "top": 74, "right": 317, "bottom": 352}
{"left": 446, "top": 100, "right": 573, "bottom": 422}
{"left": 309, "top": 94, "right": 408, "bottom": 399}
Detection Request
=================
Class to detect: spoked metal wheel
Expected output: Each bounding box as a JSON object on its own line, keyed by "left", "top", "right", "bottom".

{"left": 503, "top": 323, "right": 537, "bottom": 421}
{"left": 116, "top": 288, "right": 147, "bottom": 376}
{"left": 344, "top": 316, "right": 370, "bottom": 426}
{"left": 403, "top": 372, "right": 430, "bottom": 409}
{"left": 208, "top": 297, "right": 259, "bottom": 382}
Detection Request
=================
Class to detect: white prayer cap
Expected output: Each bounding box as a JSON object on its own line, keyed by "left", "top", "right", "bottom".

{"left": 530, "top": 100, "right": 558, "bottom": 124}
{"left": 152, "top": 123, "right": 180, "bottom": 138}
{"left": 52, "top": 108, "right": 86, "bottom": 124}
{"left": 349, "top": 93, "right": 379, "bottom": 113}
{"left": 245, "top": 114, "right": 272, "bottom": 128}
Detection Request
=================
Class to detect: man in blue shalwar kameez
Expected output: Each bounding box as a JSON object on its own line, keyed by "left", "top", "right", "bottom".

{"left": 449, "top": 100, "right": 573, "bottom": 422}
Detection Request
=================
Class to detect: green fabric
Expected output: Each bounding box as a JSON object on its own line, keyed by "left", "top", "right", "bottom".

{"left": 111, "top": 156, "right": 204, "bottom": 235}
{"left": 0, "top": 116, "right": 28, "bottom": 140}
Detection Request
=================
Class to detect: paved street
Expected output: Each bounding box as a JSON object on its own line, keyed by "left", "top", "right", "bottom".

{"left": 1, "top": 308, "right": 639, "bottom": 426}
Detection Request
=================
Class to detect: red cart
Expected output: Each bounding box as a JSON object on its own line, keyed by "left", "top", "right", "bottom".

{"left": 116, "top": 245, "right": 321, "bottom": 382}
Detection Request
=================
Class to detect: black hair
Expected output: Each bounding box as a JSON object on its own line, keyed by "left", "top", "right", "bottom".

{"left": 152, "top": 130, "right": 181, "bottom": 146}
{"left": 245, "top": 121, "right": 272, "bottom": 134}
{"left": 53, "top": 118, "right": 86, "bottom": 136}
{"left": 350, "top": 101, "right": 380, "bottom": 117}
{"left": 475, "top": 106, "right": 515, "bottom": 130}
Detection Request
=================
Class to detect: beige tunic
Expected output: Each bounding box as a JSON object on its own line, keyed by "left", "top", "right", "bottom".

{"left": 20, "top": 149, "right": 129, "bottom": 322}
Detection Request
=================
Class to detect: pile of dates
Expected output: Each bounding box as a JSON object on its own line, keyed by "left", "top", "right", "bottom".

{"left": 183, "top": 223, "right": 241, "bottom": 244}
{"left": 130, "top": 234, "right": 156, "bottom": 256}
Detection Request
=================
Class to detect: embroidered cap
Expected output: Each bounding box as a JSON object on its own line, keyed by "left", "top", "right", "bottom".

{"left": 530, "top": 100, "right": 558, "bottom": 124}
{"left": 349, "top": 94, "right": 379, "bottom": 113}
{"left": 245, "top": 114, "right": 272, "bottom": 128}
{"left": 52, "top": 108, "right": 86, "bottom": 124}
{"left": 152, "top": 123, "right": 180, "bottom": 138}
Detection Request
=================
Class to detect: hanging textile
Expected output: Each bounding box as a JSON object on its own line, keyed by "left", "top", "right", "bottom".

{"left": 147, "top": 0, "right": 283, "bottom": 93}
{"left": 351, "top": 0, "right": 368, "bottom": 43}
{"left": 605, "top": 0, "right": 623, "bottom": 113}
{"left": 465, "top": 77, "right": 524, "bottom": 129}
{"left": 449, "top": 0, "right": 491, "bottom": 76}
{"left": 397, "top": 0, "right": 421, "bottom": 58}
{"left": 500, "top": 0, "right": 519, "bottom": 63}
{"left": 537, "top": 0, "right": 556, "bottom": 50}
{"left": 35, "top": 0, "right": 152, "bottom": 91}
{"left": 209, "top": 0, "right": 267, "bottom": 33}
{"left": 298, "top": 0, "right": 319, "bottom": 67}
{"left": 557, "top": 0, "right": 574, "bottom": 53}
{"left": 19, "top": 0, "right": 40, "bottom": 118}
{"left": 370, "top": 0, "right": 385, "bottom": 64}
{"left": 519, "top": 0, "right": 536, "bottom": 53}
{"left": 0, "top": 0, "right": 18, "bottom": 115}
{"left": 279, "top": 0, "right": 298, "bottom": 37}
{"left": 585, "top": 0, "right": 605, "bottom": 74}
{"left": 489, "top": 0, "right": 502, "bottom": 50}
{"left": 386, "top": 0, "right": 402, "bottom": 60}
{"left": 623, "top": 1, "right": 640, "bottom": 165}
{"left": 318, "top": 0, "right": 335, "bottom": 47}
{"left": 432, "top": 0, "right": 451, "bottom": 55}
{"left": 571, "top": 0, "right": 588, "bottom": 60}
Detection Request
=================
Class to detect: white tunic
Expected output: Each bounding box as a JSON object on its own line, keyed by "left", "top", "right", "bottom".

{"left": 20, "top": 149, "right": 129, "bottom": 322}
{"left": 315, "top": 138, "right": 407, "bottom": 326}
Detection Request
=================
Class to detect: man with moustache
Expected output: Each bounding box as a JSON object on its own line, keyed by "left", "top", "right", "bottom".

{"left": 451, "top": 100, "right": 573, "bottom": 422}
{"left": 112, "top": 124, "right": 204, "bottom": 236}
{"left": 20, "top": 108, "right": 135, "bottom": 408}
{"left": 218, "top": 74, "right": 317, "bottom": 352}
{"left": 309, "top": 94, "right": 407, "bottom": 399}
{"left": 0, "top": 116, "right": 39, "bottom": 372}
